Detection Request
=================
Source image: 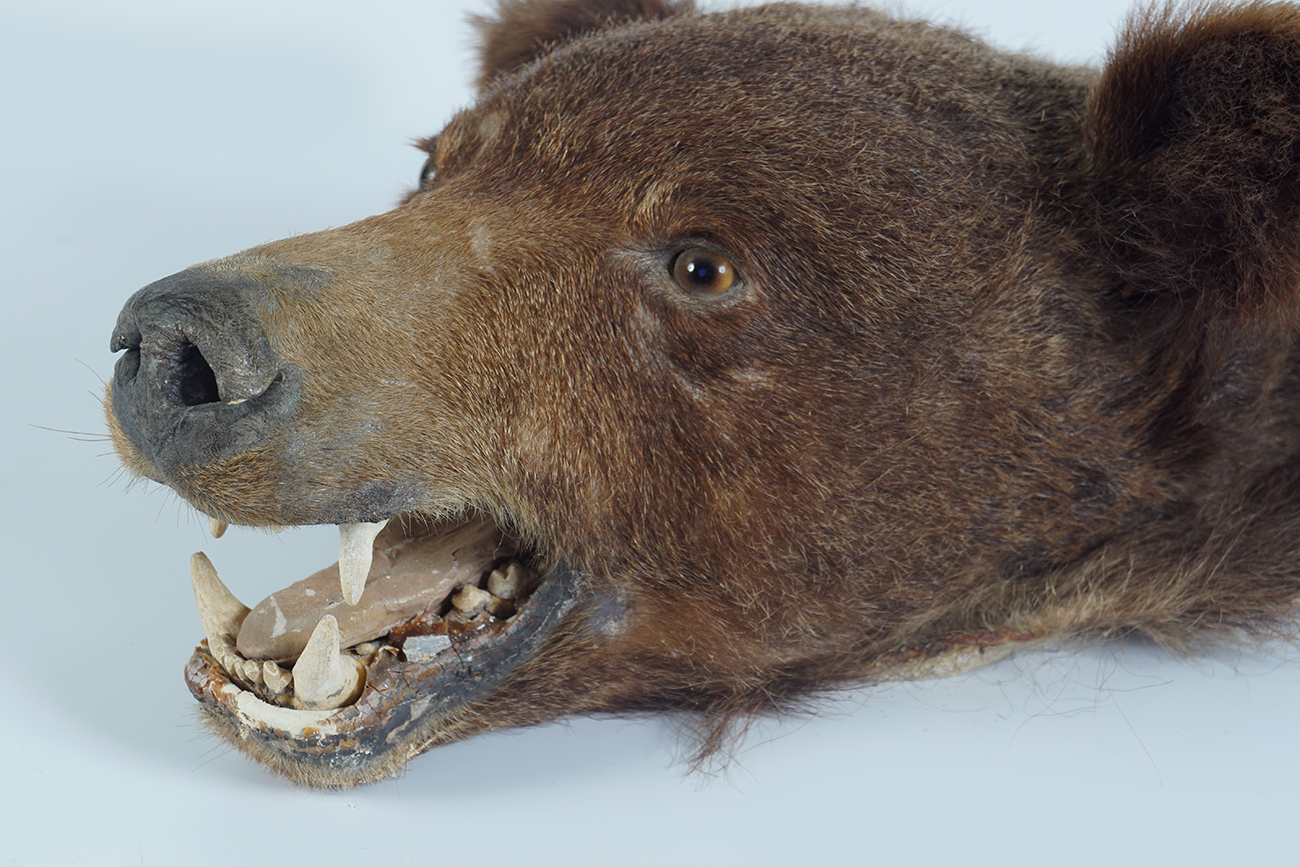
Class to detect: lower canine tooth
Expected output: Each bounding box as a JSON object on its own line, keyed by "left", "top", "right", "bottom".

{"left": 292, "top": 615, "right": 363, "bottom": 710}
{"left": 190, "top": 552, "right": 250, "bottom": 650}
{"left": 338, "top": 520, "right": 389, "bottom": 606}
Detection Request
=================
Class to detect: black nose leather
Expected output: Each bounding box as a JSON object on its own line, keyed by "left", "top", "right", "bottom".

{"left": 110, "top": 267, "right": 300, "bottom": 478}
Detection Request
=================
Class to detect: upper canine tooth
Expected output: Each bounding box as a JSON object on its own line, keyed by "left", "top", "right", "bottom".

{"left": 291, "top": 615, "right": 363, "bottom": 710}
{"left": 208, "top": 516, "right": 229, "bottom": 539}
{"left": 190, "top": 552, "right": 250, "bottom": 651}
{"left": 338, "top": 520, "right": 388, "bottom": 606}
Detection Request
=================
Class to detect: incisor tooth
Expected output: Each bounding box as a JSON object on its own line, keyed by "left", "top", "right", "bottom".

{"left": 208, "top": 517, "right": 229, "bottom": 539}
{"left": 240, "top": 658, "right": 264, "bottom": 685}
{"left": 291, "top": 615, "right": 364, "bottom": 709}
{"left": 338, "top": 520, "right": 389, "bottom": 606}
{"left": 190, "top": 552, "right": 250, "bottom": 650}
{"left": 262, "top": 661, "right": 291, "bottom": 695}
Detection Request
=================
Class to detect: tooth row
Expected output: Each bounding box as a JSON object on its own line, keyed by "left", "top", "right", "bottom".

{"left": 190, "top": 552, "right": 362, "bottom": 710}
{"left": 338, "top": 520, "right": 389, "bottom": 606}
{"left": 456, "top": 561, "right": 534, "bottom": 617}
{"left": 189, "top": 531, "right": 530, "bottom": 714}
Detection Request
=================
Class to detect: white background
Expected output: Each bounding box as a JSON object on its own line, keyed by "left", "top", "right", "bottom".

{"left": 4, "top": 1, "right": 1297, "bottom": 865}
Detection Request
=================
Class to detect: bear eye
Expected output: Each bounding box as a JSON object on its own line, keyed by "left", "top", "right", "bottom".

{"left": 670, "top": 247, "right": 737, "bottom": 297}
{"left": 418, "top": 158, "right": 435, "bottom": 189}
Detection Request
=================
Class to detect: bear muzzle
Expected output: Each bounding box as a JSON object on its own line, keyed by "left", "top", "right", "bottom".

{"left": 107, "top": 261, "right": 591, "bottom": 788}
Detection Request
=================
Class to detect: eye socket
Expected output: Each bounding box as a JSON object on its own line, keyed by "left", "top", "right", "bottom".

{"left": 670, "top": 247, "right": 737, "bottom": 297}
{"left": 418, "top": 157, "right": 435, "bottom": 189}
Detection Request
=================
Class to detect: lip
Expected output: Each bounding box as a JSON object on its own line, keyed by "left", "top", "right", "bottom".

{"left": 182, "top": 516, "right": 582, "bottom": 787}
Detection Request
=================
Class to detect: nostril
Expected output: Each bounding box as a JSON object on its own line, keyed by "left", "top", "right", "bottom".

{"left": 116, "top": 346, "right": 141, "bottom": 383}
{"left": 176, "top": 341, "right": 221, "bottom": 406}
{"left": 110, "top": 267, "right": 304, "bottom": 476}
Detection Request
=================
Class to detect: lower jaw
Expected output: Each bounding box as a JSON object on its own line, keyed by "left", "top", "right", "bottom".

{"left": 185, "top": 549, "right": 581, "bottom": 788}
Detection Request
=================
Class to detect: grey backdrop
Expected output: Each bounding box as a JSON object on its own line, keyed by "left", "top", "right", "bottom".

{"left": 4, "top": 1, "right": 1295, "bottom": 864}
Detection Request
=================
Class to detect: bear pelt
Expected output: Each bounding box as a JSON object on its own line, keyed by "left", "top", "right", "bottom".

{"left": 106, "top": 0, "right": 1300, "bottom": 788}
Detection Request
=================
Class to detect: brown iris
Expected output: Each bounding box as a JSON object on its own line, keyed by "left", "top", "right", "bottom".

{"left": 671, "top": 247, "right": 736, "bottom": 296}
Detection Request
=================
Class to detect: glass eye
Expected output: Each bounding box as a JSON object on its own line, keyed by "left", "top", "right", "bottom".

{"left": 418, "top": 158, "right": 435, "bottom": 189}
{"left": 671, "top": 247, "right": 736, "bottom": 296}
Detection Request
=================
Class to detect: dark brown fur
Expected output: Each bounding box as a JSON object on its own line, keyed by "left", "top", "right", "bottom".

{"left": 108, "top": 0, "right": 1300, "bottom": 786}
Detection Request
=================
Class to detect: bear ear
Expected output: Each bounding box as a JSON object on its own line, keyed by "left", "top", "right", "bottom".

{"left": 472, "top": 0, "right": 694, "bottom": 90}
{"left": 1086, "top": 2, "right": 1300, "bottom": 325}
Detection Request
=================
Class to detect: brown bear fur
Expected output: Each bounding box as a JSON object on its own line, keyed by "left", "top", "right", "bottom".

{"left": 107, "top": 0, "right": 1300, "bottom": 787}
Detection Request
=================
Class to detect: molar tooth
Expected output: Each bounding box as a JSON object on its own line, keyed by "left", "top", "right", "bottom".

{"left": 338, "top": 520, "right": 389, "bottom": 606}
{"left": 190, "top": 552, "right": 250, "bottom": 650}
{"left": 488, "top": 562, "right": 530, "bottom": 600}
{"left": 208, "top": 517, "right": 229, "bottom": 539}
{"left": 451, "top": 584, "right": 494, "bottom": 614}
{"left": 291, "top": 615, "right": 364, "bottom": 709}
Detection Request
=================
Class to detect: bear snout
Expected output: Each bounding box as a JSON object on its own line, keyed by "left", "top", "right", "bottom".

{"left": 109, "top": 267, "right": 301, "bottom": 481}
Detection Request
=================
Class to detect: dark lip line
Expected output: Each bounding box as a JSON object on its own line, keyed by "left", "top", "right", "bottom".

{"left": 185, "top": 560, "right": 581, "bottom": 773}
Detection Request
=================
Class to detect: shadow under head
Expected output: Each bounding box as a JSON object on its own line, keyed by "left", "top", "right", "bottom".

{"left": 107, "top": 0, "right": 1300, "bottom": 787}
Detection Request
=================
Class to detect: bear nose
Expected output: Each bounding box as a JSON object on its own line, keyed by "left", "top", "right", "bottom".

{"left": 109, "top": 268, "right": 300, "bottom": 478}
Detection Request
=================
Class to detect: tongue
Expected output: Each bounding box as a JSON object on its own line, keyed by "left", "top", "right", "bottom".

{"left": 236, "top": 518, "right": 515, "bottom": 663}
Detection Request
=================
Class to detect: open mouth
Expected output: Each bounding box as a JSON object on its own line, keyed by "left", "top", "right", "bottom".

{"left": 185, "top": 513, "right": 578, "bottom": 784}
{"left": 107, "top": 265, "right": 587, "bottom": 785}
